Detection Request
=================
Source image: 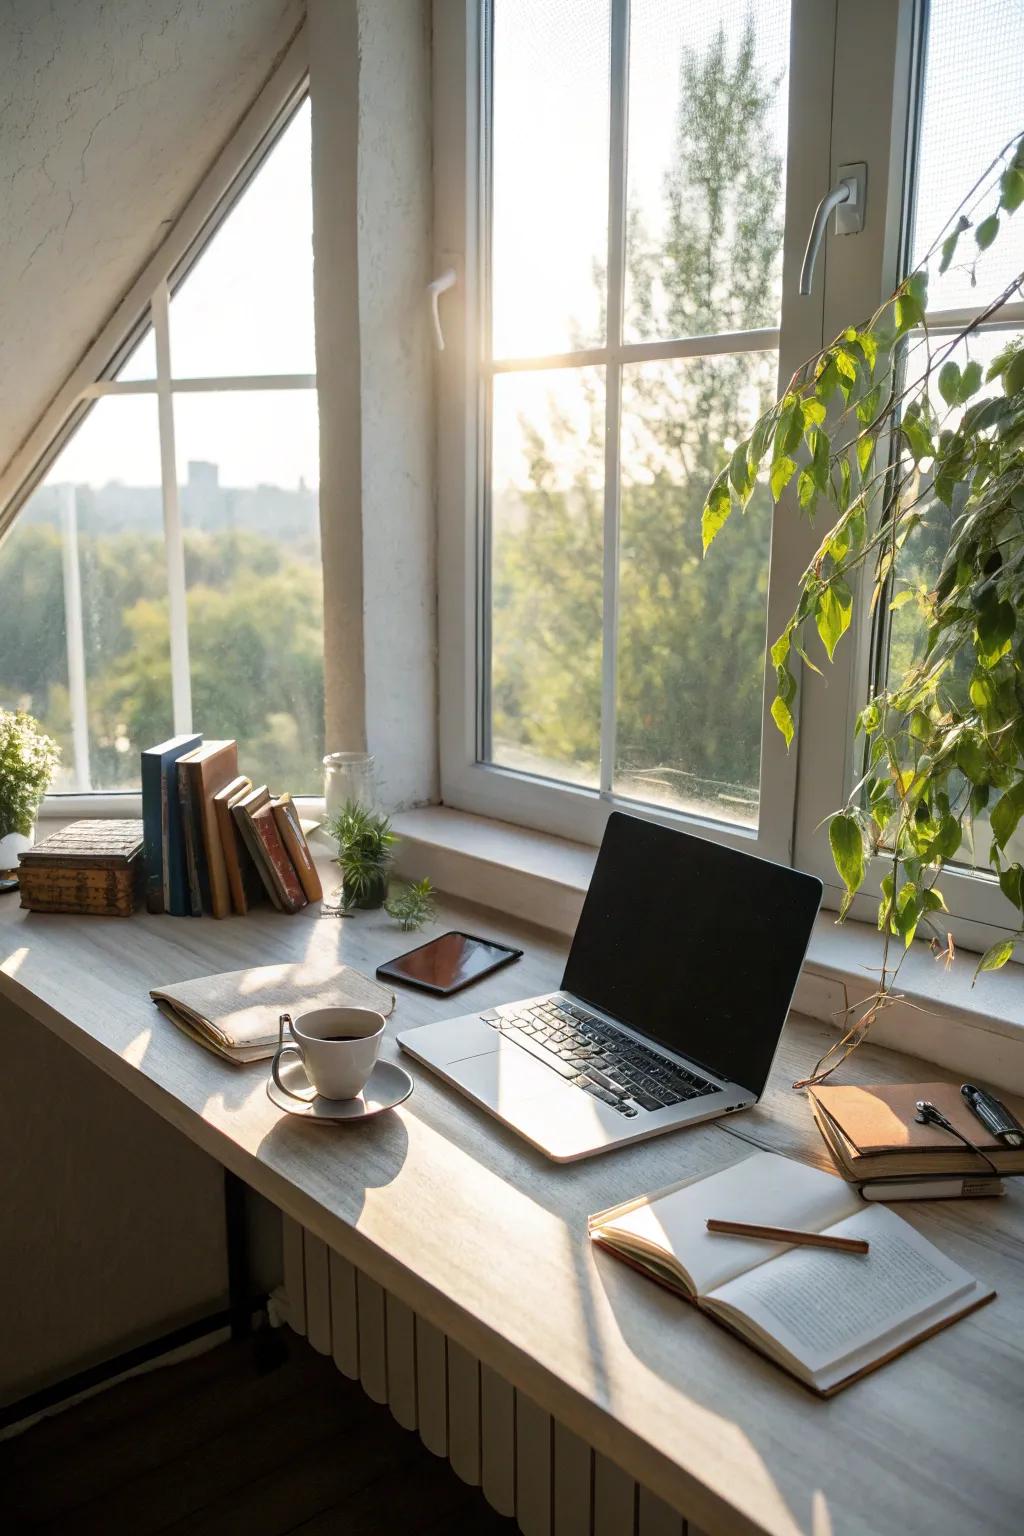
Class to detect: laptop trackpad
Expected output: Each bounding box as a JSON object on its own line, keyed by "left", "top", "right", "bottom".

{"left": 448, "top": 1038, "right": 568, "bottom": 1111}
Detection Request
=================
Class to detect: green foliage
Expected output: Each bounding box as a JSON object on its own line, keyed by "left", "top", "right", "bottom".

{"left": 701, "top": 130, "right": 1024, "bottom": 979}
{"left": 0, "top": 709, "right": 60, "bottom": 839}
{"left": 384, "top": 878, "right": 436, "bottom": 932}
{"left": 329, "top": 800, "right": 397, "bottom": 909}
{"left": 0, "top": 519, "right": 325, "bottom": 793}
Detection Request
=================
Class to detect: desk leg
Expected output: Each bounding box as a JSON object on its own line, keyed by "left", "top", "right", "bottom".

{"left": 223, "top": 1170, "right": 251, "bottom": 1340}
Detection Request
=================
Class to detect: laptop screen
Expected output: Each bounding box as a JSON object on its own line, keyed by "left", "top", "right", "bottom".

{"left": 561, "top": 813, "right": 823, "bottom": 1097}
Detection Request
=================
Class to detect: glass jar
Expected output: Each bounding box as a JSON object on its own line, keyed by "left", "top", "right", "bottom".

{"left": 323, "top": 751, "right": 377, "bottom": 821}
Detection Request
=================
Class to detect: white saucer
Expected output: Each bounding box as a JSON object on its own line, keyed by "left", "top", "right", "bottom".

{"left": 267, "top": 1055, "right": 414, "bottom": 1122}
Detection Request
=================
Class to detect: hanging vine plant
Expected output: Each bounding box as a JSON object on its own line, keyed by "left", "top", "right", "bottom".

{"left": 701, "top": 133, "right": 1024, "bottom": 1082}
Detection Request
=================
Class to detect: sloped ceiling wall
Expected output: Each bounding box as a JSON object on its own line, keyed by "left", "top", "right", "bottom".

{"left": 0, "top": 0, "right": 304, "bottom": 481}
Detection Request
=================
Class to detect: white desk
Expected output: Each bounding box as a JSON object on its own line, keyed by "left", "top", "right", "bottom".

{"left": 1, "top": 868, "right": 1022, "bottom": 1535}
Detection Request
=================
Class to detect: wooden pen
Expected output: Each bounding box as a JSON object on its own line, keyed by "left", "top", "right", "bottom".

{"left": 706, "top": 1219, "right": 869, "bottom": 1254}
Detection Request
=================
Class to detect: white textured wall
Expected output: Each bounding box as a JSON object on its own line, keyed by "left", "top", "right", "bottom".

{"left": 0, "top": 0, "right": 303, "bottom": 480}
{"left": 310, "top": 0, "right": 437, "bottom": 811}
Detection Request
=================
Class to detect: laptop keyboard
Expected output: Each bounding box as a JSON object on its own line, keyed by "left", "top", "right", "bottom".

{"left": 480, "top": 997, "right": 721, "bottom": 1118}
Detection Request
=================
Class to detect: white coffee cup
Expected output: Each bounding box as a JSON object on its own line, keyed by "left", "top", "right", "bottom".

{"left": 272, "top": 1006, "right": 385, "bottom": 1102}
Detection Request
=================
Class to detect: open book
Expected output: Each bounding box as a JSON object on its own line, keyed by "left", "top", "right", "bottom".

{"left": 589, "top": 1151, "right": 994, "bottom": 1396}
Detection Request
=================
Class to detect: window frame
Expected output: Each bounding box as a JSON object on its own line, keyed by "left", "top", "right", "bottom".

{"left": 0, "top": 29, "right": 318, "bottom": 810}
{"left": 436, "top": 0, "right": 840, "bottom": 864}
{"left": 436, "top": 0, "right": 1024, "bottom": 952}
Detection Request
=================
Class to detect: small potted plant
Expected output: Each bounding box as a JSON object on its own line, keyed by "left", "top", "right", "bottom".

{"left": 0, "top": 709, "right": 61, "bottom": 870}
{"left": 329, "top": 800, "right": 397, "bottom": 910}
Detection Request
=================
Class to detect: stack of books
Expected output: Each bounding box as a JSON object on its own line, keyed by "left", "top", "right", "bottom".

{"left": 141, "top": 734, "right": 323, "bottom": 918}
{"left": 808, "top": 1080, "right": 1024, "bottom": 1199}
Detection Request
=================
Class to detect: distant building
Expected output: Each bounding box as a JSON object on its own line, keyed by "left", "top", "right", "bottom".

{"left": 22, "top": 463, "right": 320, "bottom": 557}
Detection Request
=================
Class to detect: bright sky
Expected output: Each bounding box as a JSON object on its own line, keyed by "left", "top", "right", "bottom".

{"left": 44, "top": 99, "right": 316, "bottom": 493}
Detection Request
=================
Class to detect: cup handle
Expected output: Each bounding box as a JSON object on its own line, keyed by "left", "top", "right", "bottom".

{"left": 272, "top": 1013, "right": 316, "bottom": 1101}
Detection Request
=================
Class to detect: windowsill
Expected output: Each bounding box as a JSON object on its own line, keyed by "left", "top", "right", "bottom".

{"left": 392, "top": 805, "right": 1024, "bottom": 1094}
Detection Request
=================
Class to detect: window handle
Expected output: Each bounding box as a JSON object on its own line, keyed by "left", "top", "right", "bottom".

{"left": 428, "top": 268, "right": 457, "bottom": 351}
{"left": 798, "top": 163, "right": 867, "bottom": 296}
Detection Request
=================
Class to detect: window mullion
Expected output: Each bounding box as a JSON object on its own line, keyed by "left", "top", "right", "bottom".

{"left": 599, "top": 0, "right": 630, "bottom": 797}
{"left": 152, "top": 280, "right": 194, "bottom": 736}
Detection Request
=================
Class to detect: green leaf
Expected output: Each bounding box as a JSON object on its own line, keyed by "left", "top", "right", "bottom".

{"left": 938, "top": 361, "right": 961, "bottom": 407}
{"left": 770, "top": 694, "right": 794, "bottom": 748}
{"left": 938, "top": 216, "right": 970, "bottom": 274}
{"left": 1004, "top": 349, "right": 1024, "bottom": 397}
{"left": 976, "top": 599, "right": 1015, "bottom": 666}
{"left": 999, "top": 864, "right": 1024, "bottom": 912}
{"left": 906, "top": 271, "right": 928, "bottom": 310}
{"left": 770, "top": 455, "right": 797, "bottom": 502}
{"left": 990, "top": 782, "right": 1024, "bottom": 849}
{"left": 834, "top": 349, "right": 858, "bottom": 384}
{"left": 769, "top": 628, "right": 791, "bottom": 669}
{"left": 810, "top": 427, "right": 831, "bottom": 491}
{"left": 901, "top": 413, "right": 931, "bottom": 463}
{"left": 728, "top": 440, "right": 753, "bottom": 498}
{"left": 895, "top": 293, "right": 924, "bottom": 332}
{"left": 958, "top": 360, "right": 983, "bottom": 401}
{"left": 894, "top": 882, "right": 923, "bottom": 947}
{"left": 975, "top": 213, "right": 1000, "bottom": 250}
{"left": 969, "top": 670, "right": 999, "bottom": 722}
{"left": 928, "top": 815, "right": 962, "bottom": 862}
{"left": 975, "top": 939, "right": 1016, "bottom": 978}
{"left": 956, "top": 735, "right": 989, "bottom": 785}
{"left": 701, "top": 478, "right": 732, "bottom": 553}
{"left": 1001, "top": 167, "right": 1024, "bottom": 213}
{"left": 815, "top": 578, "right": 853, "bottom": 661}
{"left": 856, "top": 383, "right": 883, "bottom": 425}
{"left": 829, "top": 813, "right": 864, "bottom": 916}
{"left": 857, "top": 435, "right": 874, "bottom": 477}
{"left": 801, "top": 398, "right": 827, "bottom": 429}
{"left": 797, "top": 468, "right": 816, "bottom": 509}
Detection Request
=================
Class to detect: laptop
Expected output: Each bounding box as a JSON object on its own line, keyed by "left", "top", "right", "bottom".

{"left": 397, "top": 812, "right": 823, "bottom": 1162}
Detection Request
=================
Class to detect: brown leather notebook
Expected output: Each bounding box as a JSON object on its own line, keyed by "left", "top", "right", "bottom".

{"left": 810, "top": 1081, "right": 1024, "bottom": 1179}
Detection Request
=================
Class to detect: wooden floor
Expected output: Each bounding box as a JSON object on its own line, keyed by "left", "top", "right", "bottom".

{"left": 2, "top": 1333, "right": 516, "bottom": 1535}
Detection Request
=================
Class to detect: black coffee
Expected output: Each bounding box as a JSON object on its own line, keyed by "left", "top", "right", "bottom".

{"left": 320, "top": 1033, "right": 362, "bottom": 1042}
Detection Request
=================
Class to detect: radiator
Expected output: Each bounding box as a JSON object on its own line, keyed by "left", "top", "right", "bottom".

{"left": 280, "top": 1216, "right": 706, "bottom": 1536}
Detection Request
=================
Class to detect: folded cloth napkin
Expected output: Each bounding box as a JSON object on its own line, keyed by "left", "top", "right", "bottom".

{"left": 150, "top": 961, "right": 395, "bottom": 1064}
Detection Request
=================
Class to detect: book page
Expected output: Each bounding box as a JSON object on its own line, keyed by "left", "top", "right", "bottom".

{"left": 707, "top": 1204, "right": 976, "bottom": 1378}
{"left": 596, "top": 1150, "right": 860, "bottom": 1296}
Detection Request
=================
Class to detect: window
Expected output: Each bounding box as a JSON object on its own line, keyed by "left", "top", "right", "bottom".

{"left": 437, "top": 0, "right": 1024, "bottom": 949}
{"left": 484, "top": 0, "right": 791, "bottom": 830}
{"left": 0, "top": 93, "right": 323, "bottom": 796}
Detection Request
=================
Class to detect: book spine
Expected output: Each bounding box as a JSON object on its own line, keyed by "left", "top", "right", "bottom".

{"left": 166, "top": 760, "right": 190, "bottom": 915}
{"left": 252, "top": 807, "right": 307, "bottom": 913}
{"left": 215, "top": 797, "right": 249, "bottom": 916}
{"left": 860, "top": 1178, "right": 1005, "bottom": 1200}
{"left": 272, "top": 800, "right": 323, "bottom": 903}
{"left": 232, "top": 802, "right": 284, "bottom": 911}
{"left": 186, "top": 765, "right": 213, "bottom": 914}
{"left": 141, "top": 752, "right": 164, "bottom": 913}
{"left": 178, "top": 770, "right": 203, "bottom": 917}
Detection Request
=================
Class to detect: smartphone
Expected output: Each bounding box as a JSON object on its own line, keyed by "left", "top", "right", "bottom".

{"left": 376, "top": 930, "right": 523, "bottom": 997}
